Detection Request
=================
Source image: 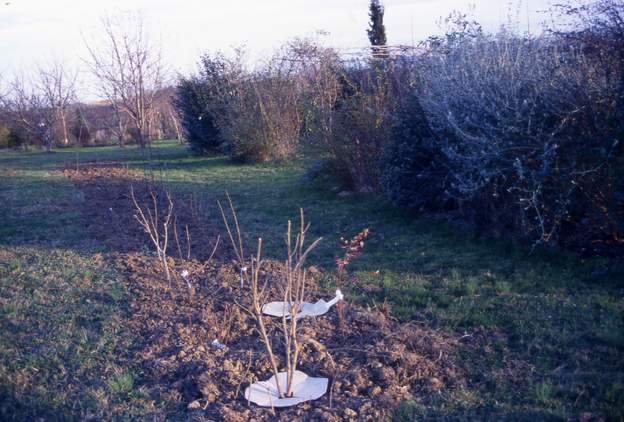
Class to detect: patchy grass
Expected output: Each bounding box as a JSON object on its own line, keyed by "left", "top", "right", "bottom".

{"left": 0, "top": 248, "right": 156, "bottom": 420}
{"left": 0, "top": 145, "right": 169, "bottom": 419}
{"left": 1, "top": 140, "right": 623, "bottom": 420}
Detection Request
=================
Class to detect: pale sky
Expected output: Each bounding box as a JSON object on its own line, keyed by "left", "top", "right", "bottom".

{"left": 0, "top": 0, "right": 557, "bottom": 100}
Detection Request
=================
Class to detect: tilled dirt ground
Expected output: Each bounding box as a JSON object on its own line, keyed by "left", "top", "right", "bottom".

{"left": 63, "top": 162, "right": 221, "bottom": 260}
{"left": 119, "top": 255, "right": 463, "bottom": 421}
{"left": 65, "top": 162, "right": 465, "bottom": 421}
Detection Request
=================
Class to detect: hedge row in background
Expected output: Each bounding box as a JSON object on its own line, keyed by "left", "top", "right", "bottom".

{"left": 175, "top": 0, "right": 624, "bottom": 256}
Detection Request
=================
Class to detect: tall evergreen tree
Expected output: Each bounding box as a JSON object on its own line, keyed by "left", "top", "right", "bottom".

{"left": 367, "top": 0, "right": 388, "bottom": 59}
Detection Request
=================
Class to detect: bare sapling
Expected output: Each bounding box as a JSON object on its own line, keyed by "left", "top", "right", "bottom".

{"left": 281, "top": 209, "right": 323, "bottom": 396}
{"left": 130, "top": 184, "right": 174, "bottom": 285}
{"left": 172, "top": 216, "right": 184, "bottom": 261}
{"left": 173, "top": 216, "right": 202, "bottom": 263}
{"left": 219, "top": 194, "right": 322, "bottom": 399}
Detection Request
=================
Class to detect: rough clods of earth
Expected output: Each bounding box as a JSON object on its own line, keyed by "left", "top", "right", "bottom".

{"left": 119, "top": 254, "right": 462, "bottom": 421}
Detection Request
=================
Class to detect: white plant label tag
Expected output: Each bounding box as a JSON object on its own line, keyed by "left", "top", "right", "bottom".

{"left": 244, "top": 370, "right": 328, "bottom": 407}
{"left": 262, "top": 290, "right": 344, "bottom": 319}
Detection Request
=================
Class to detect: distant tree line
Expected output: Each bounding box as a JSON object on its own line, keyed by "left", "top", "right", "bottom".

{"left": 0, "top": 86, "right": 181, "bottom": 149}
{"left": 0, "top": 12, "right": 182, "bottom": 150}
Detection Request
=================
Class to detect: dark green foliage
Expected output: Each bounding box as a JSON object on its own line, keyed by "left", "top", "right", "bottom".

{"left": 367, "top": 0, "right": 388, "bottom": 59}
{"left": 174, "top": 54, "right": 233, "bottom": 155}
{"left": 6, "top": 127, "right": 26, "bottom": 149}
{"left": 0, "top": 126, "right": 9, "bottom": 148}
{"left": 174, "top": 77, "right": 220, "bottom": 155}
{"left": 380, "top": 93, "right": 449, "bottom": 211}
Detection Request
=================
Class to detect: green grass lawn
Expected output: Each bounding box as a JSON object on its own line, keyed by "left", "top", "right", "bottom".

{"left": 1, "top": 140, "right": 623, "bottom": 420}
{"left": 0, "top": 145, "right": 167, "bottom": 419}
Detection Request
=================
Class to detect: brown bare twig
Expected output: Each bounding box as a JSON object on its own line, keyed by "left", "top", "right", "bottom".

{"left": 130, "top": 184, "right": 174, "bottom": 285}
{"left": 219, "top": 197, "right": 322, "bottom": 398}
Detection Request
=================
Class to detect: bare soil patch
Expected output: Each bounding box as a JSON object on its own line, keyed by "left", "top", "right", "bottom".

{"left": 118, "top": 253, "right": 463, "bottom": 421}
{"left": 64, "top": 161, "right": 220, "bottom": 260}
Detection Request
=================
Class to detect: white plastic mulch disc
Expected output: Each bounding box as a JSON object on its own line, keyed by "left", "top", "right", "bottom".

{"left": 244, "top": 370, "right": 328, "bottom": 407}
{"left": 262, "top": 289, "right": 344, "bottom": 319}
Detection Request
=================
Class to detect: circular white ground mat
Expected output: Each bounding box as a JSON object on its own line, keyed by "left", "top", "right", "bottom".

{"left": 244, "top": 370, "right": 328, "bottom": 407}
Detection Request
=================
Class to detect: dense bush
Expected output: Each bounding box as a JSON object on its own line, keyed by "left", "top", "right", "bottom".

{"left": 328, "top": 66, "right": 396, "bottom": 191}
{"left": 380, "top": 92, "right": 449, "bottom": 211}
{"left": 223, "top": 41, "right": 341, "bottom": 162}
{"left": 4, "top": 126, "right": 27, "bottom": 149}
{"left": 176, "top": 46, "right": 311, "bottom": 162}
{"left": 218, "top": 76, "right": 271, "bottom": 162}
{"left": 310, "top": 59, "right": 416, "bottom": 192}
{"left": 175, "top": 54, "right": 237, "bottom": 155}
{"left": 381, "top": 1, "right": 624, "bottom": 254}
{"left": 223, "top": 67, "right": 303, "bottom": 162}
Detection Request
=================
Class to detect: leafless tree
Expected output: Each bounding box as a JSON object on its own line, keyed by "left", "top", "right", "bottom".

{"left": 2, "top": 75, "right": 57, "bottom": 151}
{"left": 159, "top": 93, "right": 184, "bottom": 143}
{"left": 168, "top": 106, "right": 183, "bottom": 143}
{"left": 0, "top": 77, "right": 6, "bottom": 106}
{"left": 36, "top": 61, "right": 77, "bottom": 145}
{"left": 84, "top": 12, "right": 164, "bottom": 148}
{"left": 106, "top": 99, "right": 129, "bottom": 147}
{"left": 149, "top": 87, "right": 182, "bottom": 141}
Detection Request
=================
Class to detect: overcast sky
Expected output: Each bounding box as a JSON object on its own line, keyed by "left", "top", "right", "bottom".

{"left": 1, "top": 0, "right": 558, "bottom": 100}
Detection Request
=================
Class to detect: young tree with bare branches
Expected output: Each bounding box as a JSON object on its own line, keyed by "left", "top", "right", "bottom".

{"left": 131, "top": 185, "right": 174, "bottom": 284}
{"left": 219, "top": 195, "right": 323, "bottom": 399}
{"left": 85, "top": 12, "right": 164, "bottom": 148}
{"left": 36, "top": 61, "right": 77, "bottom": 145}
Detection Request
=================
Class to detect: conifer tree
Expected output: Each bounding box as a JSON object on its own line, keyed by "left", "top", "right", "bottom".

{"left": 367, "top": 0, "right": 388, "bottom": 59}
